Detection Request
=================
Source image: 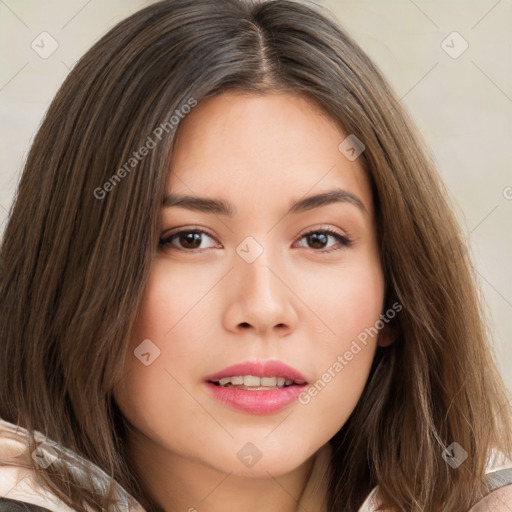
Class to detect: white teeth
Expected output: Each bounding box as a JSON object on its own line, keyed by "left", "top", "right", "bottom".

{"left": 244, "top": 375, "right": 260, "bottom": 386}
{"left": 215, "top": 375, "right": 297, "bottom": 388}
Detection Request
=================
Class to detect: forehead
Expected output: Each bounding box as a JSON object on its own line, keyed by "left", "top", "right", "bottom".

{"left": 167, "top": 92, "right": 373, "bottom": 217}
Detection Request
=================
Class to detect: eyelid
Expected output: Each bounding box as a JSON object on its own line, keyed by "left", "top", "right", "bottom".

{"left": 297, "top": 224, "right": 350, "bottom": 240}
{"left": 161, "top": 225, "right": 216, "bottom": 239}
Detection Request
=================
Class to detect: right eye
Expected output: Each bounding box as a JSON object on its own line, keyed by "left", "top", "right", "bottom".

{"left": 159, "top": 229, "right": 220, "bottom": 252}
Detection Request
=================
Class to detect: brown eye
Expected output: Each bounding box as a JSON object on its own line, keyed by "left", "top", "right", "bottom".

{"left": 159, "top": 230, "right": 218, "bottom": 251}
{"left": 296, "top": 228, "right": 352, "bottom": 252}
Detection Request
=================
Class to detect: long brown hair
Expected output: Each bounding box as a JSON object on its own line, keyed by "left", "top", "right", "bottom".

{"left": 1, "top": 0, "right": 510, "bottom": 510}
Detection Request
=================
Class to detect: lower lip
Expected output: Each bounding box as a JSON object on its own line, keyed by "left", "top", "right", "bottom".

{"left": 204, "top": 382, "right": 306, "bottom": 414}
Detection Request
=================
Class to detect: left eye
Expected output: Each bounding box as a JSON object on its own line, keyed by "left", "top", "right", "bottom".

{"left": 159, "top": 228, "right": 352, "bottom": 252}
{"left": 295, "top": 228, "right": 352, "bottom": 252}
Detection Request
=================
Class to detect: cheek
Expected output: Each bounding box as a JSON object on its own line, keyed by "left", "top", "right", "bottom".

{"left": 113, "top": 327, "right": 204, "bottom": 458}
{"left": 114, "top": 259, "right": 224, "bottom": 453}
{"left": 295, "top": 306, "right": 380, "bottom": 443}
{"left": 294, "top": 253, "right": 384, "bottom": 423}
{"left": 131, "top": 260, "right": 212, "bottom": 340}
{"left": 295, "top": 250, "right": 385, "bottom": 343}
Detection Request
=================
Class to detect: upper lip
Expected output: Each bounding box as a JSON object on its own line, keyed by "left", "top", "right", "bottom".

{"left": 204, "top": 360, "right": 308, "bottom": 384}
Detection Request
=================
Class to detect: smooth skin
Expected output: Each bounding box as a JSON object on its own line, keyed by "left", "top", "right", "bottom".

{"left": 113, "top": 92, "right": 393, "bottom": 512}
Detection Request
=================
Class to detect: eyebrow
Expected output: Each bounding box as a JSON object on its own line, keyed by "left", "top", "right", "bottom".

{"left": 162, "top": 188, "right": 367, "bottom": 217}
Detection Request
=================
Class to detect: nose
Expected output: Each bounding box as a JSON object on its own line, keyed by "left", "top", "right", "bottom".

{"left": 221, "top": 245, "right": 299, "bottom": 338}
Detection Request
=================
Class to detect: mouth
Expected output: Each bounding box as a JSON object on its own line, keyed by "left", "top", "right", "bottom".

{"left": 208, "top": 375, "right": 306, "bottom": 390}
{"left": 203, "top": 360, "right": 309, "bottom": 415}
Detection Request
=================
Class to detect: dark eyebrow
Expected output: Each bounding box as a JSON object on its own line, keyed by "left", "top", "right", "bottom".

{"left": 162, "top": 188, "right": 367, "bottom": 216}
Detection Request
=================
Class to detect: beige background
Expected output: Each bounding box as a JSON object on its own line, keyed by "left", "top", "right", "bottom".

{"left": 0, "top": 0, "right": 511, "bottom": 392}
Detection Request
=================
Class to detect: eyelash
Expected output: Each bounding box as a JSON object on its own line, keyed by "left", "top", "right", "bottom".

{"left": 159, "top": 227, "right": 353, "bottom": 253}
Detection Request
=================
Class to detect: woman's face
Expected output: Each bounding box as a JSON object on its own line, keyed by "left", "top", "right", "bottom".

{"left": 114, "top": 92, "right": 388, "bottom": 478}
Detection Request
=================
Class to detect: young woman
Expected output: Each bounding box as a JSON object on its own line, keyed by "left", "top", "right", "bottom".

{"left": 0, "top": 0, "right": 511, "bottom": 511}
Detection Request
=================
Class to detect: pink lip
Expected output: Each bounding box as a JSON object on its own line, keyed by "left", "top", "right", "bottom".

{"left": 203, "top": 360, "right": 308, "bottom": 415}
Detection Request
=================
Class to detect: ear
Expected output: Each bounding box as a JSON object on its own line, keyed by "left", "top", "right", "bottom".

{"left": 377, "top": 322, "right": 395, "bottom": 347}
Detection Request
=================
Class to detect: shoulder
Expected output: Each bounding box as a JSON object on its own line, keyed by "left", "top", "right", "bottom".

{"left": 358, "top": 468, "right": 512, "bottom": 512}
{"left": 467, "top": 467, "right": 512, "bottom": 511}
{"left": 467, "top": 463, "right": 512, "bottom": 509}
{"left": 0, "top": 417, "right": 145, "bottom": 512}
{"left": 0, "top": 462, "right": 76, "bottom": 512}
{"left": 468, "top": 483, "right": 512, "bottom": 511}
{"left": 0, "top": 496, "right": 55, "bottom": 511}
{"left": 0, "top": 419, "right": 77, "bottom": 512}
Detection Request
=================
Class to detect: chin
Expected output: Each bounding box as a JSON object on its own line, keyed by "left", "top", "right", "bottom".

{"left": 201, "top": 436, "right": 317, "bottom": 478}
